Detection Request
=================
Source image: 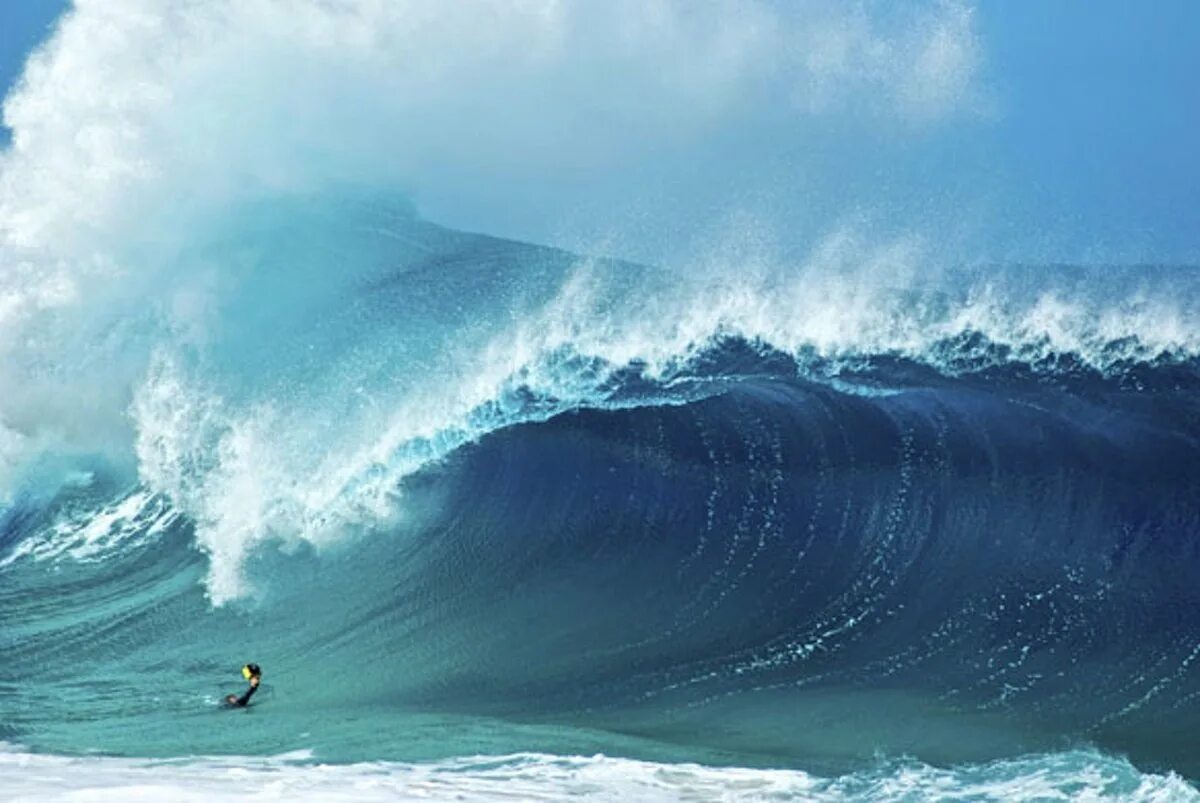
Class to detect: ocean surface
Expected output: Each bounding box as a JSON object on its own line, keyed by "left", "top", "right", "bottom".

{"left": 2, "top": 3, "right": 1200, "bottom": 801}
{"left": 2, "top": 207, "right": 1199, "bottom": 800}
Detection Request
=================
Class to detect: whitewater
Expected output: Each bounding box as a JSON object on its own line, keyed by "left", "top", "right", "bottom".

{"left": 2, "top": 1, "right": 1199, "bottom": 800}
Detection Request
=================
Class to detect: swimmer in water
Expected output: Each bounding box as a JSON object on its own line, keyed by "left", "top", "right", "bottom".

{"left": 225, "top": 663, "right": 261, "bottom": 707}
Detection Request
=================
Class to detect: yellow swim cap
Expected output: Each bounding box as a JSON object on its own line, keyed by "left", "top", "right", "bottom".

{"left": 241, "top": 665, "right": 253, "bottom": 680}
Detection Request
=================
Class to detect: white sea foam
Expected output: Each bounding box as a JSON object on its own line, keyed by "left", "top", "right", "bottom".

{"left": 0, "top": 0, "right": 982, "bottom": 248}
{"left": 0, "top": 487, "right": 177, "bottom": 569}
{"left": 0, "top": 745, "right": 1194, "bottom": 803}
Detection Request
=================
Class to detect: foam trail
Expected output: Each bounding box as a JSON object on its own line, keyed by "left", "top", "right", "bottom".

{"left": 0, "top": 746, "right": 1195, "bottom": 802}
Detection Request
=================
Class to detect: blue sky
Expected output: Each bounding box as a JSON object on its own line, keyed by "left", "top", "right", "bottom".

{"left": 0, "top": 1, "right": 1197, "bottom": 264}
{"left": 976, "top": 3, "right": 1200, "bottom": 262}
{"left": 0, "top": 1, "right": 66, "bottom": 145}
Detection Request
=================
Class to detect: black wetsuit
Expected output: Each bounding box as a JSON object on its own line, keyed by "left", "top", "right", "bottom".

{"left": 228, "top": 682, "right": 258, "bottom": 707}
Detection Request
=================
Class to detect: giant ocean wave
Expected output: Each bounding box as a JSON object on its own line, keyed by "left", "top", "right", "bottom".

{"left": 2, "top": 1, "right": 1199, "bottom": 800}
{"left": 2, "top": 208, "right": 1199, "bottom": 789}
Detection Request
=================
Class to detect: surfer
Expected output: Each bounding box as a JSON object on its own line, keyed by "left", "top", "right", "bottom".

{"left": 225, "top": 663, "right": 262, "bottom": 707}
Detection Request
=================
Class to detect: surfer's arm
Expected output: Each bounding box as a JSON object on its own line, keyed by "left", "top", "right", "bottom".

{"left": 231, "top": 676, "right": 260, "bottom": 706}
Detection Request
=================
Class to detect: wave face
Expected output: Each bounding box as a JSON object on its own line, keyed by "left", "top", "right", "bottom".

{"left": 2, "top": 1, "right": 1200, "bottom": 799}
{"left": 2, "top": 210, "right": 1199, "bottom": 787}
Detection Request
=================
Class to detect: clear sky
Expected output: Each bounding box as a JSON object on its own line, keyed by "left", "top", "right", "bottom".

{"left": 974, "top": 2, "right": 1200, "bottom": 263}
{"left": 0, "top": 1, "right": 1197, "bottom": 265}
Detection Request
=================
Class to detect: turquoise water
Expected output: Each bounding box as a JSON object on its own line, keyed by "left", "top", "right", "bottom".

{"left": 5, "top": 518, "right": 1200, "bottom": 802}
